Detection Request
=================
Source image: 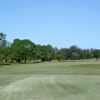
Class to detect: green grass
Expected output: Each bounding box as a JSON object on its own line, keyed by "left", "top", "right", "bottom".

{"left": 0, "top": 61, "right": 100, "bottom": 100}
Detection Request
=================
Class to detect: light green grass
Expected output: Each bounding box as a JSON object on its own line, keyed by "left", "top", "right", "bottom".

{"left": 0, "top": 61, "right": 100, "bottom": 100}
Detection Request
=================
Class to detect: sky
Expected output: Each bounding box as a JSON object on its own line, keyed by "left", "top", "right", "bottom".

{"left": 0, "top": 0, "right": 100, "bottom": 48}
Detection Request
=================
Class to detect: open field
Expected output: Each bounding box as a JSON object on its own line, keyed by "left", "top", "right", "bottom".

{"left": 0, "top": 61, "right": 100, "bottom": 100}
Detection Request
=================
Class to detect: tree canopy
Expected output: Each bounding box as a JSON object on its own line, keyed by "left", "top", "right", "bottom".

{"left": 0, "top": 33, "right": 100, "bottom": 64}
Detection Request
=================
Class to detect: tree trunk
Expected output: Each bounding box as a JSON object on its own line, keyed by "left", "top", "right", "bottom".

{"left": 24, "top": 58, "right": 26, "bottom": 63}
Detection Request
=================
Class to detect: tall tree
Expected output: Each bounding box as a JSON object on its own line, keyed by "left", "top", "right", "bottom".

{"left": 92, "top": 49, "right": 100, "bottom": 60}
{"left": 0, "top": 33, "right": 7, "bottom": 63}
{"left": 0, "top": 32, "right": 6, "bottom": 48}
{"left": 11, "top": 39, "right": 36, "bottom": 63}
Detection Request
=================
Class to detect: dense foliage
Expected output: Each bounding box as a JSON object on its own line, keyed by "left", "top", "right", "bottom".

{"left": 0, "top": 33, "right": 100, "bottom": 64}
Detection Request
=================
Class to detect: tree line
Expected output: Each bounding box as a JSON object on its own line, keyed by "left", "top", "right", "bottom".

{"left": 0, "top": 33, "right": 100, "bottom": 64}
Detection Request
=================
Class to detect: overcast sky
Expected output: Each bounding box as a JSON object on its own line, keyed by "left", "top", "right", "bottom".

{"left": 0, "top": 0, "right": 100, "bottom": 48}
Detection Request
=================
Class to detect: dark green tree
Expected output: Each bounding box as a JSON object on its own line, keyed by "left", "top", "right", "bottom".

{"left": 11, "top": 39, "right": 36, "bottom": 63}
{"left": 92, "top": 49, "right": 100, "bottom": 60}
